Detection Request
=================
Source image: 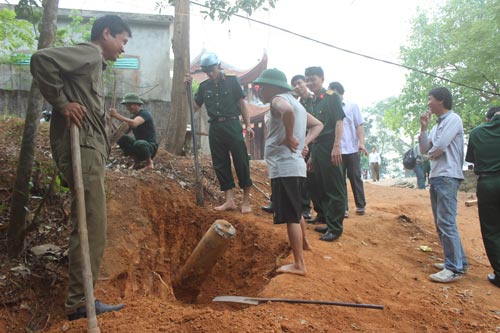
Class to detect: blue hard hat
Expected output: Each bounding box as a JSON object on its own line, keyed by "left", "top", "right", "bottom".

{"left": 200, "top": 52, "right": 220, "bottom": 67}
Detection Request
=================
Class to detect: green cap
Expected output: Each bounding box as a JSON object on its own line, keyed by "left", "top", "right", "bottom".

{"left": 120, "top": 93, "right": 144, "bottom": 105}
{"left": 253, "top": 68, "right": 292, "bottom": 91}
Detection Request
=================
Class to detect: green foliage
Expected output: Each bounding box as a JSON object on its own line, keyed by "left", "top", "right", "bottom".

{"left": 364, "top": 98, "right": 410, "bottom": 178}
{"left": 201, "top": 0, "right": 277, "bottom": 22}
{"left": 392, "top": 0, "right": 500, "bottom": 136}
{"left": 55, "top": 175, "right": 69, "bottom": 193}
{"left": 1, "top": 6, "right": 93, "bottom": 65}
{"left": 54, "top": 10, "right": 95, "bottom": 47}
{"left": 0, "top": 8, "right": 36, "bottom": 61}
{"left": 156, "top": 0, "right": 277, "bottom": 22}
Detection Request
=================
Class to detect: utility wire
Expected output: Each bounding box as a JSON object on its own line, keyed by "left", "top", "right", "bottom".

{"left": 190, "top": 1, "right": 500, "bottom": 97}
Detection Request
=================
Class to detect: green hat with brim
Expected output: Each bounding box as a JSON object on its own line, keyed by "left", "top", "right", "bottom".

{"left": 120, "top": 93, "right": 144, "bottom": 105}
{"left": 253, "top": 68, "right": 292, "bottom": 91}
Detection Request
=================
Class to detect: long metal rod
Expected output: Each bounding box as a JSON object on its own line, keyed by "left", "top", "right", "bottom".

{"left": 186, "top": 83, "right": 204, "bottom": 206}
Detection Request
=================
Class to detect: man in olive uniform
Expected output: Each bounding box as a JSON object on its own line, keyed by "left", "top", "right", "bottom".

{"left": 109, "top": 93, "right": 158, "bottom": 170}
{"left": 30, "top": 15, "right": 131, "bottom": 320}
{"left": 185, "top": 52, "right": 254, "bottom": 213}
{"left": 304, "top": 67, "right": 346, "bottom": 242}
{"left": 465, "top": 106, "right": 500, "bottom": 288}
{"left": 291, "top": 74, "right": 316, "bottom": 221}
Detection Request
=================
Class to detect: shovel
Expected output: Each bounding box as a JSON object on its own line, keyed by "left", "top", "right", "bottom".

{"left": 70, "top": 124, "right": 101, "bottom": 333}
{"left": 213, "top": 296, "right": 384, "bottom": 310}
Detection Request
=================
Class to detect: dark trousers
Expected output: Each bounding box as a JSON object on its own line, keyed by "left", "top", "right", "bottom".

{"left": 117, "top": 135, "right": 157, "bottom": 161}
{"left": 209, "top": 120, "right": 252, "bottom": 191}
{"left": 477, "top": 175, "right": 500, "bottom": 277}
{"left": 341, "top": 152, "right": 366, "bottom": 211}
{"left": 308, "top": 142, "right": 346, "bottom": 235}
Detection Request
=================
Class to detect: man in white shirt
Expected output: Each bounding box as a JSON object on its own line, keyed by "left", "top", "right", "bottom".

{"left": 369, "top": 147, "right": 381, "bottom": 181}
{"left": 329, "top": 82, "right": 367, "bottom": 217}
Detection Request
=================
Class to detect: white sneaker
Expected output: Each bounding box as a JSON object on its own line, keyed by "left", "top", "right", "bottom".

{"left": 429, "top": 268, "right": 463, "bottom": 283}
{"left": 433, "top": 262, "right": 468, "bottom": 272}
{"left": 434, "top": 263, "right": 444, "bottom": 270}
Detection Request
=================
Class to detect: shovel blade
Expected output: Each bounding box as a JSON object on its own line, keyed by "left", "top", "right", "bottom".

{"left": 212, "top": 296, "right": 261, "bottom": 305}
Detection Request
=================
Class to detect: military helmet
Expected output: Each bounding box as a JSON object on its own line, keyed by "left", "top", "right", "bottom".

{"left": 200, "top": 52, "right": 220, "bottom": 67}
{"left": 120, "top": 93, "right": 144, "bottom": 105}
{"left": 253, "top": 68, "right": 292, "bottom": 91}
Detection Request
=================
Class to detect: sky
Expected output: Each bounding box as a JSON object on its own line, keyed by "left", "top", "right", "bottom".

{"left": 3, "top": 0, "right": 435, "bottom": 107}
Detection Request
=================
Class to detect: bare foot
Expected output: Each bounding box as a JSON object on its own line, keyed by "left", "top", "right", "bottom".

{"left": 215, "top": 201, "right": 237, "bottom": 211}
{"left": 241, "top": 202, "right": 252, "bottom": 214}
{"left": 303, "top": 239, "right": 313, "bottom": 251}
{"left": 139, "top": 160, "right": 154, "bottom": 171}
{"left": 276, "top": 263, "right": 307, "bottom": 276}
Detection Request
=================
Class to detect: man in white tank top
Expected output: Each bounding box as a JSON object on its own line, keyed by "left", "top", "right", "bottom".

{"left": 254, "top": 68, "right": 323, "bottom": 276}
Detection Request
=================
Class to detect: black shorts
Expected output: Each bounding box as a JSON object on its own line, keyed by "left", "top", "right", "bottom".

{"left": 271, "top": 177, "right": 304, "bottom": 224}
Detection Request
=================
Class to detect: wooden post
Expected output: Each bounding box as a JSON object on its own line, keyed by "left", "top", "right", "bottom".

{"left": 173, "top": 220, "right": 236, "bottom": 302}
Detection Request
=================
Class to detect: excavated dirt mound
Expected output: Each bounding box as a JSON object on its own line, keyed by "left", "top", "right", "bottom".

{"left": 1, "top": 118, "right": 500, "bottom": 333}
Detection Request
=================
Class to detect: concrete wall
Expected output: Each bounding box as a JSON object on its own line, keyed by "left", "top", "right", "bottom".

{"left": 0, "top": 5, "right": 174, "bottom": 103}
{"left": 0, "top": 6, "right": 174, "bottom": 144}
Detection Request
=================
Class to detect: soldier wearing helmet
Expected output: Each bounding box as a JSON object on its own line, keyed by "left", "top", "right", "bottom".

{"left": 185, "top": 52, "right": 254, "bottom": 213}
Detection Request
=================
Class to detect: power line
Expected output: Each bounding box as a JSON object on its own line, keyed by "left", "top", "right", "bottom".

{"left": 190, "top": 1, "right": 499, "bottom": 97}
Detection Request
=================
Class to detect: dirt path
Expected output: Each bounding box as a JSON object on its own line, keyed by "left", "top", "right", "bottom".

{"left": 1, "top": 119, "right": 499, "bottom": 332}
{"left": 46, "top": 165, "right": 500, "bottom": 332}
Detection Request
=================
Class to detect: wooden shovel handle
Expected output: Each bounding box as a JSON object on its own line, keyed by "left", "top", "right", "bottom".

{"left": 70, "top": 124, "right": 101, "bottom": 333}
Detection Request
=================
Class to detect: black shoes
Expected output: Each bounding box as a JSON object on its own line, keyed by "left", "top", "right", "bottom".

{"left": 319, "top": 231, "right": 341, "bottom": 242}
{"left": 302, "top": 211, "right": 312, "bottom": 220}
{"left": 261, "top": 204, "right": 273, "bottom": 214}
{"left": 313, "top": 226, "right": 342, "bottom": 241}
{"left": 488, "top": 273, "right": 500, "bottom": 288}
{"left": 356, "top": 207, "right": 365, "bottom": 215}
{"left": 67, "top": 300, "right": 124, "bottom": 321}
{"left": 314, "top": 226, "right": 328, "bottom": 233}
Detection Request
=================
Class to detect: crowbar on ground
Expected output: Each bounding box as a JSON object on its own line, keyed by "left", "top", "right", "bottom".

{"left": 213, "top": 296, "right": 384, "bottom": 310}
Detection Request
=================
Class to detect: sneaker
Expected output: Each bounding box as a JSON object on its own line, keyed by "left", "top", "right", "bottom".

{"left": 434, "top": 262, "right": 468, "bottom": 273}
{"left": 433, "top": 263, "right": 445, "bottom": 270}
{"left": 356, "top": 208, "right": 365, "bottom": 215}
{"left": 429, "top": 268, "right": 463, "bottom": 283}
{"left": 344, "top": 211, "right": 349, "bottom": 218}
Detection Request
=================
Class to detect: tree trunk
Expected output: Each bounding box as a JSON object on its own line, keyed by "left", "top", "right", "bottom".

{"left": 8, "top": 0, "right": 59, "bottom": 257}
{"left": 163, "top": 0, "right": 190, "bottom": 154}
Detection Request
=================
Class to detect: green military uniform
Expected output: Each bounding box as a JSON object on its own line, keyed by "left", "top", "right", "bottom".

{"left": 118, "top": 109, "right": 158, "bottom": 161}
{"left": 308, "top": 89, "right": 346, "bottom": 235}
{"left": 195, "top": 72, "right": 252, "bottom": 191}
{"left": 300, "top": 95, "right": 316, "bottom": 215}
{"left": 465, "top": 114, "right": 500, "bottom": 279}
{"left": 30, "top": 43, "right": 109, "bottom": 312}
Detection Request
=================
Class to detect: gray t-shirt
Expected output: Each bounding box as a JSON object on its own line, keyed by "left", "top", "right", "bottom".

{"left": 264, "top": 93, "right": 307, "bottom": 179}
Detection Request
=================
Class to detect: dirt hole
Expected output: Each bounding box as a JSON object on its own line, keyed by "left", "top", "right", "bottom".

{"left": 105, "top": 181, "right": 290, "bottom": 308}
